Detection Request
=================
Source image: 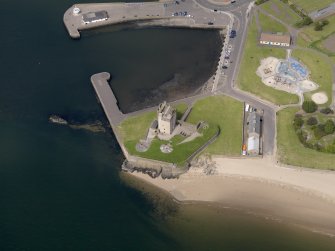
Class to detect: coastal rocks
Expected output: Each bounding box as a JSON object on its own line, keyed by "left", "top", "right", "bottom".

{"left": 191, "top": 155, "right": 217, "bottom": 175}
{"left": 122, "top": 160, "right": 184, "bottom": 179}
{"left": 122, "top": 160, "right": 162, "bottom": 178}
{"left": 49, "top": 115, "right": 68, "bottom": 125}
{"left": 49, "top": 115, "right": 106, "bottom": 133}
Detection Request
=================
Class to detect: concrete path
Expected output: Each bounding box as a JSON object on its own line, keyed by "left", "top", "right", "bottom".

{"left": 64, "top": 0, "right": 231, "bottom": 38}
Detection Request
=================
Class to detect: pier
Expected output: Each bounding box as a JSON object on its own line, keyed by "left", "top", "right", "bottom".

{"left": 63, "top": 0, "right": 230, "bottom": 38}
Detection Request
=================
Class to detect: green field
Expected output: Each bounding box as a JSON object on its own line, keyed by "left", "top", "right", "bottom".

{"left": 186, "top": 96, "right": 243, "bottom": 156}
{"left": 277, "top": 107, "right": 335, "bottom": 170}
{"left": 237, "top": 16, "right": 299, "bottom": 105}
{"left": 260, "top": 0, "right": 302, "bottom": 26}
{"left": 119, "top": 96, "right": 243, "bottom": 164}
{"left": 291, "top": 49, "right": 333, "bottom": 106}
{"left": 290, "top": 0, "right": 334, "bottom": 13}
{"left": 258, "top": 11, "right": 288, "bottom": 33}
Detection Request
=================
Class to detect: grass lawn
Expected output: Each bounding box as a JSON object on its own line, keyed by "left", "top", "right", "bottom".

{"left": 260, "top": 0, "right": 301, "bottom": 26}
{"left": 124, "top": 123, "right": 219, "bottom": 165}
{"left": 119, "top": 96, "right": 243, "bottom": 164}
{"left": 237, "top": 16, "right": 299, "bottom": 105}
{"left": 258, "top": 10, "right": 288, "bottom": 33}
{"left": 291, "top": 49, "right": 333, "bottom": 106}
{"left": 186, "top": 96, "right": 243, "bottom": 156}
{"left": 277, "top": 107, "right": 335, "bottom": 170}
{"left": 290, "top": 0, "right": 334, "bottom": 13}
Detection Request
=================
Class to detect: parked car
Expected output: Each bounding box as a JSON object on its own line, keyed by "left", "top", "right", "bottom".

{"left": 230, "top": 30, "right": 236, "bottom": 38}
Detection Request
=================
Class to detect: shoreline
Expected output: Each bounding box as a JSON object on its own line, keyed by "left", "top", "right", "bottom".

{"left": 124, "top": 156, "right": 335, "bottom": 237}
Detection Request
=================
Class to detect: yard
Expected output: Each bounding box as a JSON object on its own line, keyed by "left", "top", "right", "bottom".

{"left": 277, "top": 107, "right": 335, "bottom": 170}
{"left": 290, "top": 0, "right": 334, "bottom": 13}
{"left": 291, "top": 49, "right": 333, "bottom": 106}
{"left": 186, "top": 95, "right": 243, "bottom": 156}
{"left": 258, "top": 11, "right": 288, "bottom": 33}
{"left": 260, "top": 0, "right": 301, "bottom": 26}
{"left": 118, "top": 96, "right": 243, "bottom": 165}
{"left": 237, "top": 16, "right": 299, "bottom": 105}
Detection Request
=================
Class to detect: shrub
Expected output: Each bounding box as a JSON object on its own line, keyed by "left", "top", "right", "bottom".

{"left": 295, "top": 16, "right": 313, "bottom": 28}
{"left": 293, "top": 115, "right": 304, "bottom": 130}
{"left": 302, "top": 100, "right": 317, "bottom": 113}
{"left": 255, "top": 0, "right": 268, "bottom": 5}
{"left": 320, "top": 107, "right": 333, "bottom": 114}
{"left": 314, "top": 19, "right": 329, "bottom": 31}
{"left": 314, "top": 22, "right": 323, "bottom": 31}
{"left": 313, "top": 124, "right": 326, "bottom": 139}
{"left": 307, "top": 116, "right": 318, "bottom": 125}
{"left": 321, "top": 19, "right": 329, "bottom": 26}
{"left": 324, "top": 119, "right": 335, "bottom": 134}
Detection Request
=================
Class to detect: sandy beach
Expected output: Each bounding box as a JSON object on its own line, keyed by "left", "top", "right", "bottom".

{"left": 127, "top": 156, "right": 335, "bottom": 236}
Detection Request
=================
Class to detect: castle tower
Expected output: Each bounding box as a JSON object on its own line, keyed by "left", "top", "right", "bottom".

{"left": 157, "top": 101, "right": 176, "bottom": 135}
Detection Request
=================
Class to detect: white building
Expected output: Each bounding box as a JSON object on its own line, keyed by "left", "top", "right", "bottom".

{"left": 157, "top": 101, "right": 176, "bottom": 135}
{"left": 260, "top": 32, "right": 291, "bottom": 47}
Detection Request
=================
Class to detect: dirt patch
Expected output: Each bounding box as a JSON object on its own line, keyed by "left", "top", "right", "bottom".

{"left": 322, "top": 34, "right": 335, "bottom": 53}
{"left": 312, "top": 92, "right": 328, "bottom": 104}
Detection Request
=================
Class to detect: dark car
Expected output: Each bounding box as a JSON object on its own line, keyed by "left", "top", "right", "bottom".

{"left": 208, "top": 22, "right": 214, "bottom": 25}
{"left": 175, "top": 1, "right": 180, "bottom": 4}
{"left": 230, "top": 30, "right": 236, "bottom": 38}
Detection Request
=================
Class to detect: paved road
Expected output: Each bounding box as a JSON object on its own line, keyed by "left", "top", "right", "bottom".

{"left": 195, "top": 0, "right": 277, "bottom": 155}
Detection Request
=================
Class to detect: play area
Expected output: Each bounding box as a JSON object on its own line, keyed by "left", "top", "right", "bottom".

{"left": 256, "top": 56, "right": 319, "bottom": 95}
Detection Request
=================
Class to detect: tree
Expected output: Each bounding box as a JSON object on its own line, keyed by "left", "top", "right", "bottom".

{"left": 302, "top": 100, "right": 317, "bottom": 113}
{"left": 324, "top": 120, "right": 335, "bottom": 134}
{"left": 307, "top": 116, "right": 318, "bottom": 125}
{"left": 320, "top": 107, "right": 333, "bottom": 114}
{"left": 293, "top": 115, "right": 304, "bottom": 130}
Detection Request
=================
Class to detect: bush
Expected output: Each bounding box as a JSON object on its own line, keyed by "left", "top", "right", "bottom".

{"left": 320, "top": 107, "right": 334, "bottom": 114}
{"left": 255, "top": 0, "right": 268, "bottom": 5}
{"left": 324, "top": 119, "right": 335, "bottom": 134}
{"left": 293, "top": 115, "right": 304, "bottom": 130}
{"left": 307, "top": 116, "right": 318, "bottom": 125}
{"left": 295, "top": 16, "right": 313, "bottom": 28}
{"left": 314, "top": 19, "right": 329, "bottom": 31}
{"left": 314, "top": 22, "right": 323, "bottom": 31}
{"left": 302, "top": 100, "right": 318, "bottom": 113}
{"left": 313, "top": 124, "right": 326, "bottom": 139}
{"left": 321, "top": 19, "right": 329, "bottom": 26}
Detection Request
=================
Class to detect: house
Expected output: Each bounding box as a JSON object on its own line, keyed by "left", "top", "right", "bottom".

{"left": 157, "top": 101, "right": 177, "bottom": 135}
{"left": 82, "top": 11, "right": 109, "bottom": 24}
{"left": 259, "top": 32, "right": 291, "bottom": 47}
{"left": 247, "top": 111, "right": 261, "bottom": 155}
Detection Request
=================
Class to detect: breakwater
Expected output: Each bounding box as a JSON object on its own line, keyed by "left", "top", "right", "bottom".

{"left": 63, "top": 0, "right": 230, "bottom": 38}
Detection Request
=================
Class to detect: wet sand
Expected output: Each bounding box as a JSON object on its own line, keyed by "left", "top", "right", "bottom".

{"left": 126, "top": 156, "right": 335, "bottom": 236}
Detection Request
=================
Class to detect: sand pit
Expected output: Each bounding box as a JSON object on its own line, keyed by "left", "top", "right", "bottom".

{"left": 312, "top": 92, "right": 328, "bottom": 104}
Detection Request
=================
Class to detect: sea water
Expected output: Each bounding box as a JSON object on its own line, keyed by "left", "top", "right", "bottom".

{"left": 1, "top": 0, "right": 335, "bottom": 250}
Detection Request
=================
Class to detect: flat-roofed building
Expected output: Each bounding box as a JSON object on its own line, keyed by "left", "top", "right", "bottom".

{"left": 247, "top": 112, "right": 261, "bottom": 155}
{"left": 82, "top": 11, "right": 109, "bottom": 24}
{"left": 259, "top": 32, "right": 291, "bottom": 47}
